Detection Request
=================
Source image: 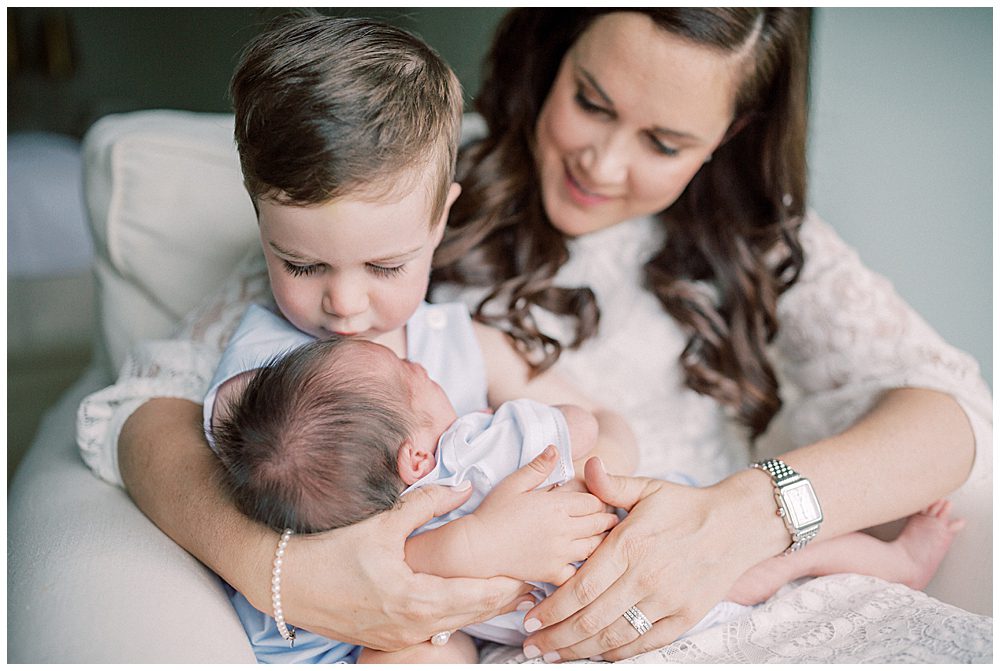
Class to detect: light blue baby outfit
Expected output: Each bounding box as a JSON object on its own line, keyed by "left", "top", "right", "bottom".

{"left": 402, "top": 398, "right": 576, "bottom": 647}
{"left": 204, "top": 303, "right": 577, "bottom": 662}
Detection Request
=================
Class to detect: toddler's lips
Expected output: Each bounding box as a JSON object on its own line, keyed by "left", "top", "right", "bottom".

{"left": 321, "top": 325, "right": 360, "bottom": 337}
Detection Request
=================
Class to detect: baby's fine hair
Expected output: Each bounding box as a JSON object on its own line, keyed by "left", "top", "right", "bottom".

{"left": 212, "top": 338, "right": 412, "bottom": 534}
{"left": 230, "top": 12, "right": 463, "bottom": 224}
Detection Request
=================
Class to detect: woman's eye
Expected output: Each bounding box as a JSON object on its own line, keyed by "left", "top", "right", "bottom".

{"left": 648, "top": 134, "right": 679, "bottom": 157}
{"left": 282, "top": 260, "right": 319, "bottom": 277}
{"left": 575, "top": 89, "right": 608, "bottom": 115}
{"left": 368, "top": 263, "right": 405, "bottom": 279}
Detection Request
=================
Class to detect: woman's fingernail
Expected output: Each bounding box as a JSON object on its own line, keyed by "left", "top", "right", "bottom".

{"left": 543, "top": 651, "right": 562, "bottom": 663}
{"left": 450, "top": 480, "right": 472, "bottom": 491}
{"left": 543, "top": 444, "right": 556, "bottom": 459}
{"left": 516, "top": 600, "right": 534, "bottom": 611}
{"left": 524, "top": 618, "right": 542, "bottom": 632}
{"left": 590, "top": 655, "right": 605, "bottom": 662}
{"left": 523, "top": 644, "right": 541, "bottom": 659}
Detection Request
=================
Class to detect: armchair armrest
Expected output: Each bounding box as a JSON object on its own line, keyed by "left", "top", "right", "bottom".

{"left": 8, "top": 368, "right": 255, "bottom": 662}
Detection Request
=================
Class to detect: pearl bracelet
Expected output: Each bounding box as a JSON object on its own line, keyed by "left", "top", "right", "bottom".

{"left": 272, "top": 528, "right": 296, "bottom": 646}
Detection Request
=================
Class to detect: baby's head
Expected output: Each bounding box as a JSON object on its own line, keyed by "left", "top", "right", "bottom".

{"left": 212, "top": 337, "right": 458, "bottom": 533}
{"left": 230, "top": 13, "right": 464, "bottom": 341}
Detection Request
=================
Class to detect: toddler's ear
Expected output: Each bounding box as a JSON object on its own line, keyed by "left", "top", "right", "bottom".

{"left": 445, "top": 181, "right": 462, "bottom": 210}
{"left": 431, "top": 182, "right": 463, "bottom": 244}
{"left": 397, "top": 439, "right": 436, "bottom": 485}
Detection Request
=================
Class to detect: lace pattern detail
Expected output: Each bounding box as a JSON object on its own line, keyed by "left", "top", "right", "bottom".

{"left": 771, "top": 216, "right": 992, "bottom": 484}
{"left": 639, "top": 575, "right": 992, "bottom": 663}
{"left": 479, "top": 575, "right": 992, "bottom": 663}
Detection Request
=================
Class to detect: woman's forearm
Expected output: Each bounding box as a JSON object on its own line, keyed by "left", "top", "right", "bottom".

{"left": 786, "top": 387, "right": 974, "bottom": 533}
{"left": 118, "top": 397, "right": 274, "bottom": 611}
{"left": 721, "top": 387, "right": 977, "bottom": 564}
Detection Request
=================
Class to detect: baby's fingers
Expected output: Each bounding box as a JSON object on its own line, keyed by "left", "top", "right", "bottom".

{"left": 548, "top": 564, "right": 580, "bottom": 587}
{"left": 562, "top": 491, "right": 613, "bottom": 517}
{"left": 493, "top": 445, "right": 560, "bottom": 497}
{"left": 569, "top": 532, "right": 609, "bottom": 564}
{"left": 572, "top": 531, "right": 608, "bottom": 561}
{"left": 565, "top": 512, "right": 619, "bottom": 540}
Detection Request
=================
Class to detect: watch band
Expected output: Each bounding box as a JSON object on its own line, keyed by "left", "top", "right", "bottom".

{"left": 751, "top": 458, "right": 822, "bottom": 555}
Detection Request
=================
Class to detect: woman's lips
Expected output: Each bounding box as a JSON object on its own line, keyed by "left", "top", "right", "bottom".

{"left": 563, "top": 164, "right": 611, "bottom": 207}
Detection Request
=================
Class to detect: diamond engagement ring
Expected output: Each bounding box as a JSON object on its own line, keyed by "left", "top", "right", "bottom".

{"left": 430, "top": 631, "right": 452, "bottom": 646}
{"left": 622, "top": 605, "right": 653, "bottom": 636}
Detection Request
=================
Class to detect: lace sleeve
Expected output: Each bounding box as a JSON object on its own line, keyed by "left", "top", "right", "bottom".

{"left": 76, "top": 249, "right": 272, "bottom": 486}
{"left": 771, "top": 214, "right": 992, "bottom": 486}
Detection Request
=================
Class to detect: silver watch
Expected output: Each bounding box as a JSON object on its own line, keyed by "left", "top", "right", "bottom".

{"left": 750, "top": 459, "right": 823, "bottom": 555}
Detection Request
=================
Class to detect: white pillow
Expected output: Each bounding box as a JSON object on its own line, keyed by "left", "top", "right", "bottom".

{"left": 82, "top": 110, "right": 258, "bottom": 373}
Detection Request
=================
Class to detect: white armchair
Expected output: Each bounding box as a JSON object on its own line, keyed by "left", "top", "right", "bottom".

{"left": 8, "top": 111, "right": 259, "bottom": 663}
{"left": 7, "top": 110, "right": 991, "bottom": 663}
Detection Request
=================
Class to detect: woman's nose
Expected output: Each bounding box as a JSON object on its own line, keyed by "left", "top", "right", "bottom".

{"left": 579, "top": 130, "right": 629, "bottom": 186}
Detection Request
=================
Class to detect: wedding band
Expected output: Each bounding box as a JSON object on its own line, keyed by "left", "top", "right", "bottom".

{"left": 430, "top": 631, "right": 452, "bottom": 646}
{"left": 623, "top": 605, "right": 653, "bottom": 636}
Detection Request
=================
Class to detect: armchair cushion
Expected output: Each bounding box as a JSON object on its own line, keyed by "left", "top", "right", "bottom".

{"left": 84, "top": 110, "right": 258, "bottom": 374}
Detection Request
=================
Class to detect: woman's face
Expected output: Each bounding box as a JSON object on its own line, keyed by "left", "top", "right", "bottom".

{"left": 535, "top": 12, "right": 743, "bottom": 237}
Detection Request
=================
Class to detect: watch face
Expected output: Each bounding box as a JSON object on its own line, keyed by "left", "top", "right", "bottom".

{"left": 782, "top": 480, "right": 823, "bottom": 528}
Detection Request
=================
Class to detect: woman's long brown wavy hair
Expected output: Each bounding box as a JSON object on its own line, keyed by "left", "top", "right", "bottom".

{"left": 432, "top": 9, "right": 811, "bottom": 438}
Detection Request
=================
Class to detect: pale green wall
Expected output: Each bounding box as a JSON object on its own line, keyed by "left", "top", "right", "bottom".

{"left": 7, "top": 7, "right": 506, "bottom": 136}
{"left": 810, "top": 8, "right": 992, "bottom": 384}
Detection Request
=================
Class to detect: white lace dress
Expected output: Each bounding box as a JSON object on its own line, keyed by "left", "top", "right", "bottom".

{"left": 76, "top": 212, "right": 992, "bottom": 662}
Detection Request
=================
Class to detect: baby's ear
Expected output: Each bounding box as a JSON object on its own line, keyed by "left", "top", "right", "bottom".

{"left": 396, "top": 438, "right": 436, "bottom": 485}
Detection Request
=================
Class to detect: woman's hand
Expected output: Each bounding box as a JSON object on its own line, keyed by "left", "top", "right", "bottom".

{"left": 122, "top": 398, "right": 533, "bottom": 652}
{"left": 520, "top": 457, "right": 777, "bottom": 662}
{"left": 279, "top": 482, "right": 534, "bottom": 651}
{"left": 458, "top": 445, "right": 619, "bottom": 585}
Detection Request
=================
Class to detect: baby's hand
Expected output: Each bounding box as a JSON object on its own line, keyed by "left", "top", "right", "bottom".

{"left": 465, "top": 446, "right": 618, "bottom": 585}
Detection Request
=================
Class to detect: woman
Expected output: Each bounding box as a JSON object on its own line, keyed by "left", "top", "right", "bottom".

{"left": 431, "top": 8, "right": 989, "bottom": 661}
{"left": 79, "top": 7, "right": 989, "bottom": 662}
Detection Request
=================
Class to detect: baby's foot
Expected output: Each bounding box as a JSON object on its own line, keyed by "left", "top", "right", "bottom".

{"left": 893, "top": 499, "right": 965, "bottom": 592}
